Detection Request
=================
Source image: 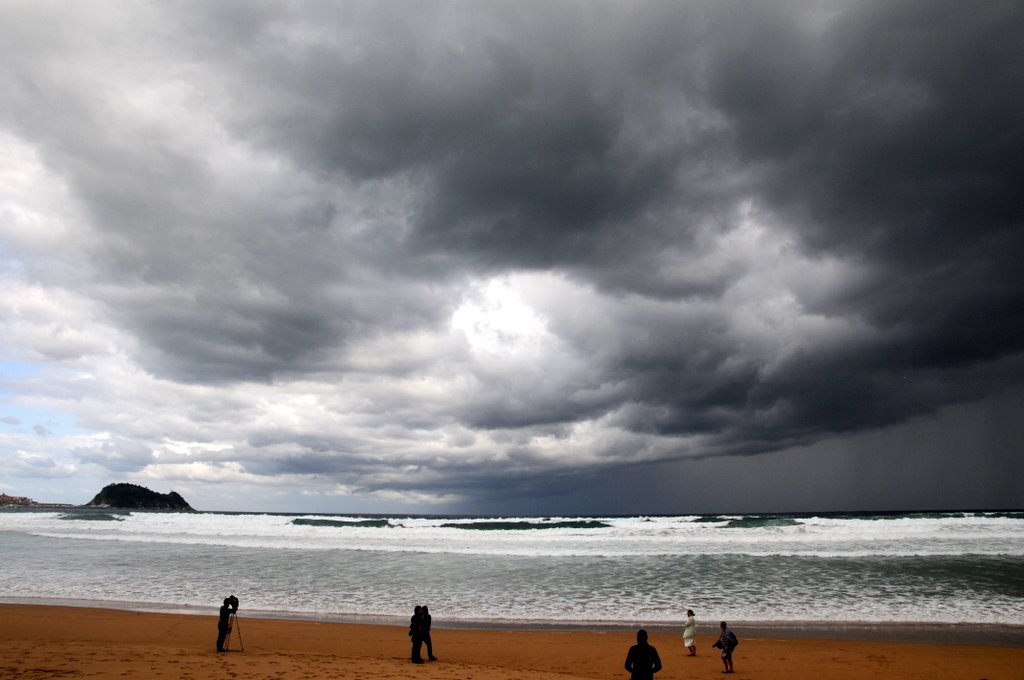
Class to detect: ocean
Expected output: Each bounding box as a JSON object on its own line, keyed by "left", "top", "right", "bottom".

{"left": 1, "top": 509, "right": 1022, "bottom": 629}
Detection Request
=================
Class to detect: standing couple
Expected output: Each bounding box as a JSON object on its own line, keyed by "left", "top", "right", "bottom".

{"left": 408, "top": 605, "right": 437, "bottom": 663}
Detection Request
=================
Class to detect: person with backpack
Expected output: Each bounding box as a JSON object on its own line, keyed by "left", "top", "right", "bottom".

{"left": 712, "top": 620, "right": 738, "bottom": 673}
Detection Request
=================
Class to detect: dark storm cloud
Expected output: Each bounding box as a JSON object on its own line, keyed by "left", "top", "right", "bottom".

{"left": 173, "top": 1, "right": 720, "bottom": 270}
{"left": 2, "top": 0, "right": 1022, "bottom": 508}
{"left": 702, "top": 0, "right": 1024, "bottom": 371}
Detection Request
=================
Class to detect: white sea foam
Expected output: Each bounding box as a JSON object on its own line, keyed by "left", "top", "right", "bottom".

{"left": 3, "top": 511, "right": 1021, "bottom": 558}
{"left": 2, "top": 511, "right": 1022, "bottom": 625}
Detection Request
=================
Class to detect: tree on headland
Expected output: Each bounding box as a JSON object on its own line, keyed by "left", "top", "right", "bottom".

{"left": 86, "top": 483, "right": 194, "bottom": 511}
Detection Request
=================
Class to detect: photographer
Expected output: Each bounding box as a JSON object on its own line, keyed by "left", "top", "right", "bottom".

{"left": 216, "top": 595, "right": 239, "bottom": 652}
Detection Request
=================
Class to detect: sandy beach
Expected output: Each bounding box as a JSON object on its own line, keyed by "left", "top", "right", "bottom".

{"left": 1, "top": 604, "right": 1022, "bottom": 679}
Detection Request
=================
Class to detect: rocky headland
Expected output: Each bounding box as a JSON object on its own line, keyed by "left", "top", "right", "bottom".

{"left": 85, "top": 483, "right": 194, "bottom": 511}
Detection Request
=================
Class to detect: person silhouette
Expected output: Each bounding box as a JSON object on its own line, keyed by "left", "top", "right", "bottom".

{"left": 215, "top": 595, "right": 238, "bottom": 652}
{"left": 420, "top": 605, "right": 437, "bottom": 661}
{"left": 409, "top": 605, "right": 424, "bottom": 663}
{"left": 624, "top": 628, "right": 662, "bottom": 679}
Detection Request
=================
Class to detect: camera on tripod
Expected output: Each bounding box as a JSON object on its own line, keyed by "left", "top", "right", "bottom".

{"left": 226, "top": 595, "right": 239, "bottom": 612}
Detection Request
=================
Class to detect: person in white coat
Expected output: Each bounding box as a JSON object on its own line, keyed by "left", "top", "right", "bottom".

{"left": 682, "top": 609, "right": 697, "bottom": 656}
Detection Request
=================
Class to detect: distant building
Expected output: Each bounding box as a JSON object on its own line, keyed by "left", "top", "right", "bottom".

{"left": 0, "top": 493, "right": 34, "bottom": 507}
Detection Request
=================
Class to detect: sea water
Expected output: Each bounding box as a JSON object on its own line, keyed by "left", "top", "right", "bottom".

{"left": 1, "top": 510, "right": 1022, "bottom": 626}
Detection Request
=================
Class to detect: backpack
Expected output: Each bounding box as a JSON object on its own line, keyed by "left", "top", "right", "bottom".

{"left": 728, "top": 632, "right": 739, "bottom": 648}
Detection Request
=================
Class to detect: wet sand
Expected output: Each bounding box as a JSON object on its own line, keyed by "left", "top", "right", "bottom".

{"left": 1, "top": 604, "right": 1022, "bottom": 679}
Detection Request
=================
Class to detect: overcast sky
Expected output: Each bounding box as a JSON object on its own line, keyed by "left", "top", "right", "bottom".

{"left": 2, "top": 0, "right": 1022, "bottom": 514}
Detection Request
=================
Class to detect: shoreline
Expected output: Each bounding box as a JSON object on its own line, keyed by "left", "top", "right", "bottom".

{"left": 2, "top": 603, "right": 1023, "bottom": 680}
{"left": 3, "top": 597, "right": 1022, "bottom": 647}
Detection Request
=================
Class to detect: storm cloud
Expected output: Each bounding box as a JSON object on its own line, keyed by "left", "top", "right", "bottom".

{"left": 1, "top": 0, "right": 1022, "bottom": 512}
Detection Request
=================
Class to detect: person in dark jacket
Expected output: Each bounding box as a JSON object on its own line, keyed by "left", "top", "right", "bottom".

{"left": 420, "top": 605, "right": 437, "bottom": 661}
{"left": 409, "top": 605, "right": 424, "bottom": 663}
{"left": 624, "top": 628, "right": 662, "bottom": 680}
{"left": 215, "top": 595, "right": 238, "bottom": 652}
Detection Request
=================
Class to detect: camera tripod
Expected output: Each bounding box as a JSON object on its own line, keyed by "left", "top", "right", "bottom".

{"left": 224, "top": 613, "right": 244, "bottom": 652}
